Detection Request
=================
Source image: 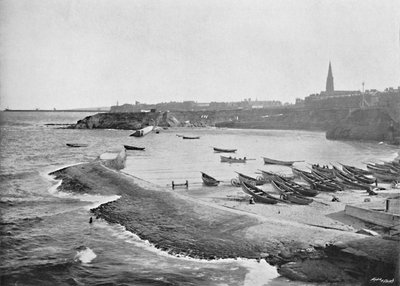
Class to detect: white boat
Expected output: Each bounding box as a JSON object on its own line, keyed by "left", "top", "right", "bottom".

{"left": 129, "top": 126, "right": 154, "bottom": 137}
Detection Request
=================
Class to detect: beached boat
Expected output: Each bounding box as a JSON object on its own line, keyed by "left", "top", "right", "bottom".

{"left": 213, "top": 147, "right": 237, "bottom": 153}
{"left": 182, "top": 136, "right": 200, "bottom": 140}
{"left": 311, "top": 164, "right": 335, "bottom": 176}
{"left": 130, "top": 126, "right": 154, "bottom": 137}
{"left": 273, "top": 176, "right": 318, "bottom": 197}
{"left": 236, "top": 172, "right": 265, "bottom": 186}
{"left": 366, "top": 163, "right": 398, "bottom": 174}
{"left": 263, "top": 157, "right": 303, "bottom": 166}
{"left": 271, "top": 180, "right": 313, "bottom": 205}
{"left": 293, "top": 168, "right": 342, "bottom": 192}
{"left": 372, "top": 172, "right": 400, "bottom": 182}
{"left": 258, "top": 169, "right": 294, "bottom": 182}
{"left": 220, "top": 155, "right": 246, "bottom": 163}
{"left": 240, "top": 181, "right": 279, "bottom": 204}
{"left": 201, "top": 172, "right": 220, "bottom": 186}
{"left": 123, "top": 145, "right": 145, "bottom": 151}
{"left": 341, "top": 167, "right": 375, "bottom": 184}
{"left": 332, "top": 166, "right": 372, "bottom": 191}
{"left": 66, "top": 143, "right": 88, "bottom": 148}
{"left": 340, "top": 163, "right": 373, "bottom": 176}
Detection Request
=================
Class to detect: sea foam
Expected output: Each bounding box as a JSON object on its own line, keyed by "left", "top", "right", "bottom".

{"left": 75, "top": 247, "right": 97, "bottom": 264}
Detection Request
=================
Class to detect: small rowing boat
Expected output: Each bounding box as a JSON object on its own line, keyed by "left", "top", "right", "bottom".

{"left": 213, "top": 147, "right": 237, "bottom": 153}
{"left": 124, "top": 145, "right": 145, "bottom": 151}
{"left": 340, "top": 163, "right": 372, "bottom": 176}
{"left": 258, "top": 170, "right": 294, "bottom": 182}
{"left": 273, "top": 176, "right": 318, "bottom": 197}
{"left": 182, "top": 136, "right": 200, "bottom": 140}
{"left": 240, "top": 181, "right": 279, "bottom": 204}
{"left": 220, "top": 155, "right": 246, "bottom": 163}
{"left": 271, "top": 180, "right": 314, "bottom": 205}
{"left": 236, "top": 172, "right": 265, "bottom": 186}
{"left": 263, "top": 157, "right": 303, "bottom": 166}
{"left": 201, "top": 172, "right": 220, "bottom": 186}
{"left": 66, "top": 143, "right": 88, "bottom": 148}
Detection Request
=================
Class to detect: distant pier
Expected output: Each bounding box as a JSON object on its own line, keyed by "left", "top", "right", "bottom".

{"left": 3, "top": 109, "right": 109, "bottom": 113}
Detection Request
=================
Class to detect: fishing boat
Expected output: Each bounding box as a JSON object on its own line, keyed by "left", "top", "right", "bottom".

{"left": 130, "top": 126, "right": 154, "bottom": 137}
{"left": 372, "top": 172, "right": 400, "bottom": 182}
{"left": 213, "top": 147, "right": 237, "bottom": 153}
{"left": 258, "top": 169, "right": 294, "bottom": 182}
{"left": 66, "top": 143, "right": 88, "bottom": 148}
{"left": 330, "top": 167, "right": 368, "bottom": 190}
{"left": 263, "top": 157, "right": 303, "bottom": 166}
{"left": 311, "top": 164, "right": 335, "bottom": 176}
{"left": 340, "top": 163, "right": 372, "bottom": 176}
{"left": 273, "top": 176, "right": 318, "bottom": 197}
{"left": 366, "top": 163, "right": 398, "bottom": 174}
{"left": 340, "top": 167, "right": 375, "bottom": 184}
{"left": 182, "top": 136, "right": 200, "bottom": 140}
{"left": 201, "top": 172, "right": 220, "bottom": 186}
{"left": 235, "top": 172, "right": 265, "bottom": 186}
{"left": 123, "top": 145, "right": 145, "bottom": 151}
{"left": 293, "top": 168, "right": 342, "bottom": 192}
{"left": 271, "top": 180, "right": 313, "bottom": 205}
{"left": 220, "top": 155, "right": 246, "bottom": 163}
{"left": 311, "top": 168, "right": 336, "bottom": 180}
{"left": 240, "top": 181, "right": 279, "bottom": 204}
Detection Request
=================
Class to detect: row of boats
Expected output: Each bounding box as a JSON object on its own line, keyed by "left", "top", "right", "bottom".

{"left": 200, "top": 157, "right": 400, "bottom": 206}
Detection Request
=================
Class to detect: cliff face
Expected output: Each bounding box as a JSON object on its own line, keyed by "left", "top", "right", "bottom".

{"left": 214, "top": 108, "right": 350, "bottom": 131}
{"left": 326, "top": 108, "right": 400, "bottom": 144}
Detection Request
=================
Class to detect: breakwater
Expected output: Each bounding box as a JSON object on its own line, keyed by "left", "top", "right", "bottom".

{"left": 50, "top": 161, "right": 398, "bottom": 284}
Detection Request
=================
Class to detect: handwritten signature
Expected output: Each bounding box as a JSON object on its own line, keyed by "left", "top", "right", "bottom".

{"left": 370, "top": 277, "right": 395, "bottom": 284}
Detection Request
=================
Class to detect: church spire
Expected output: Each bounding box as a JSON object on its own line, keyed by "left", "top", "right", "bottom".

{"left": 326, "top": 61, "right": 334, "bottom": 93}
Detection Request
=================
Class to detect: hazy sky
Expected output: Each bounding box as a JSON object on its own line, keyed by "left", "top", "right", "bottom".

{"left": 1, "top": 0, "right": 399, "bottom": 109}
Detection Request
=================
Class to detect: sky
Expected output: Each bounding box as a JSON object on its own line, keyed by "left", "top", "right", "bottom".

{"left": 0, "top": 0, "right": 399, "bottom": 109}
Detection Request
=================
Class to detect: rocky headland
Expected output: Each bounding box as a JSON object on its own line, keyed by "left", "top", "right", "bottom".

{"left": 326, "top": 108, "right": 400, "bottom": 144}
{"left": 49, "top": 156, "right": 399, "bottom": 284}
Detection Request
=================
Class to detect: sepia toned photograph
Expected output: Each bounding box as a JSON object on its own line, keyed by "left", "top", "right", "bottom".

{"left": 1, "top": 0, "right": 399, "bottom": 285}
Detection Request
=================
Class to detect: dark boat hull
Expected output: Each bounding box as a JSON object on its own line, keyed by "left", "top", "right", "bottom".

{"left": 271, "top": 180, "right": 313, "bottom": 205}
{"left": 263, "top": 157, "right": 303, "bottom": 166}
{"left": 240, "top": 182, "right": 278, "bottom": 204}
{"left": 66, "top": 143, "right": 88, "bottom": 148}
{"left": 213, "top": 147, "right": 237, "bottom": 153}
{"left": 124, "top": 145, "right": 145, "bottom": 151}
{"left": 201, "top": 172, "right": 220, "bottom": 186}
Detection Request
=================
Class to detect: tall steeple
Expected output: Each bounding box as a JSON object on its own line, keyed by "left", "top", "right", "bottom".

{"left": 326, "top": 61, "right": 334, "bottom": 94}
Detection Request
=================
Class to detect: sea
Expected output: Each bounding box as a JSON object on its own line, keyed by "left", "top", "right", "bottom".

{"left": 1, "top": 111, "right": 399, "bottom": 286}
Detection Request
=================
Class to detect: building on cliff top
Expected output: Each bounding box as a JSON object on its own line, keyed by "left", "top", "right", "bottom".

{"left": 302, "top": 62, "right": 400, "bottom": 114}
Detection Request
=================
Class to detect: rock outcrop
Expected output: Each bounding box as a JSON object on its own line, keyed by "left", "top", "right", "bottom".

{"left": 71, "top": 111, "right": 180, "bottom": 129}
{"left": 326, "top": 108, "right": 400, "bottom": 144}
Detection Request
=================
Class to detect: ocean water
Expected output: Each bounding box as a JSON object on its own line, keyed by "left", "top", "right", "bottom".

{"left": 1, "top": 111, "right": 398, "bottom": 286}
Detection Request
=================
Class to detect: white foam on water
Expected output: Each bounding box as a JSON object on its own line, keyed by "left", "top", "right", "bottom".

{"left": 75, "top": 247, "right": 97, "bottom": 264}
{"left": 241, "top": 258, "right": 279, "bottom": 286}
{"left": 95, "top": 220, "right": 279, "bottom": 283}
{"left": 47, "top": 176, "right": 121, "bottom": 209}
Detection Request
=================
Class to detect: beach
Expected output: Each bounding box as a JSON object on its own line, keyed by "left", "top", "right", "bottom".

{"left": 51, "top": 157, "right": 399, "bottom": 284}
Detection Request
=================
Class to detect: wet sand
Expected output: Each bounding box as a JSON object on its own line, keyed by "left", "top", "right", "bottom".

{"left": 50, "top": 161, "right": 399, "bottom": 283}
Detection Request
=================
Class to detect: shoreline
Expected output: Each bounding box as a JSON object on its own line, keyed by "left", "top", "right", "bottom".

{"left": 49, "top": 160, "right": 399, "bottom": 284}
